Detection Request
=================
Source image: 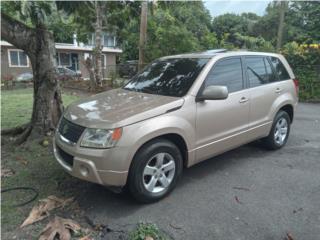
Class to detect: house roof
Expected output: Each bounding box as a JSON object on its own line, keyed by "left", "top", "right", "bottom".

{"left": 0, "top": 41, "right": 122, "bottom": 53}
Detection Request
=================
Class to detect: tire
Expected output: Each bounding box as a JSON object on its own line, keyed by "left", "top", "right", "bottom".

{"left": 261, "top": 110, "right": 291, "bottom": 150}
{"left": 128, "top": 138, "right": 183, "bottom": 203}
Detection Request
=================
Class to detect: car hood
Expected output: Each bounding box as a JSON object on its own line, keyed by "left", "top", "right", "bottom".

{"left": 64, "top": 88, "right": 184, "bottom": 129}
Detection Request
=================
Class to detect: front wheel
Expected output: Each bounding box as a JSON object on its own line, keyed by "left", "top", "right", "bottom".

{"left": 262, "top": 110, "right": 291, "bottom": 150}
{"left": 128, "top": 139, "right": 183, "bottom": 203}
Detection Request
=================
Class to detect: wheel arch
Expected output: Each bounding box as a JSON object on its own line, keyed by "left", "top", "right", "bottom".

{"left": 130, "top": 133, "right": 189, "bottom": 169}
{"left": 279, "top": 104, "right": 294, "bottom": 123}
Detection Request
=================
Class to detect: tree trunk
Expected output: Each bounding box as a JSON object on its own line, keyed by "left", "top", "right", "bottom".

{"left": 1, "top": 14, "right": 63, "bottom": 142}
{"left": 28, "top": 27, "right": 63, "bottom": 139}
{"left": 276, "top": 1, "right": 287, "bottom": 50}
{"left": 93, "top": 1, "right": 103, "bottom": 87}
{"left": 139, "top": 1, "right": 148, "bottom": 71}
{"left": 84, "top": 57, "right": 97, "bottom": 91}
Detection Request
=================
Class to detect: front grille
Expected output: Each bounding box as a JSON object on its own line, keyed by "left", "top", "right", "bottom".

{"left": 58, "top": 117, "right": 85, "bottom": 143}
{"left": 57, "top": 146, "right": 74, "bottom": 167}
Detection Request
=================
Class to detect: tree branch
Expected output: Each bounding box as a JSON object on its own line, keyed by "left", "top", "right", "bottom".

{"left": 1, "top": 12, "right": 35, "bottom": 52}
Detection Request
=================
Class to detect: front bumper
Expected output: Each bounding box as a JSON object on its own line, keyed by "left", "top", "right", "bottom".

{"left": 53, "top": 132, "right": 129, "bottom": 187}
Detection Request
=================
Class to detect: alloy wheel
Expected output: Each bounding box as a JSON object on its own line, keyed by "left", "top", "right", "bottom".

{"left": 274, "top": 117, "right": 288, "bottom": 145}
{"left": 142, "top": 152, "right": 176, "bottom": 193}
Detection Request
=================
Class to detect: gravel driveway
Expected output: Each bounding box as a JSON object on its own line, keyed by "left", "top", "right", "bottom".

{"left": 79, "top": 103, "right": 320, "bottom": 240}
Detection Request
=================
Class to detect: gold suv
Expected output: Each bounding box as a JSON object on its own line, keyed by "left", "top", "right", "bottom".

{"left": 54, "top": 50, "right": 298, "bottom": 203}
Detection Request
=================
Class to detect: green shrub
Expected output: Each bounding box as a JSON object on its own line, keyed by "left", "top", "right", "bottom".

{"left": 282, "top": 42, "right": 320, "bottom": 101}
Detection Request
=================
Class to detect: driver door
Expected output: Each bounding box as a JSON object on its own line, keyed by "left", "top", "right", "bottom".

{"left": 195, "top": 57, "right": 250, "bottom": 163}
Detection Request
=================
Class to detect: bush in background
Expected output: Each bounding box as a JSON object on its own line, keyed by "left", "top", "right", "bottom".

{"left": 282, "top": 42, "right": 320, "bottom": 101}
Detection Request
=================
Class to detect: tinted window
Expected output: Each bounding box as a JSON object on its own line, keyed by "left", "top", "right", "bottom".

{"left": 124, "top": 58, "right": 209, "bottom": 97}
{"left": 264, "top": 57, "right": 277, "bottom": 83}
{"left": 204, "top": 58, "right": 243, "bottom": 93}
{"left": 246, "top": 57, "right": 271, "bottom": 87}
{"left": 270, "top": 57, "right": 290, "bottom": 80}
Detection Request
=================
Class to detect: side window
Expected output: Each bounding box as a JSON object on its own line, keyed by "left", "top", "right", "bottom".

{"left": 246, "top": 57, "right": 270, "bottom": 87}
{"left": 205, "top": 58, "right": 243, "bottom": 93}
{"left": 270, "top": 57, "right": 290, "bottom": 81}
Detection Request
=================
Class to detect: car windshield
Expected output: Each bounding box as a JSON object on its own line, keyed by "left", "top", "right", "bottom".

{"left": 123, "top": 58, "right": 209, "bottom": 97}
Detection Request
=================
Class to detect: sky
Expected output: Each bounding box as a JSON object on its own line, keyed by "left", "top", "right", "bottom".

{"left": 204, "top": 0, "right": 272, "bottom": 17}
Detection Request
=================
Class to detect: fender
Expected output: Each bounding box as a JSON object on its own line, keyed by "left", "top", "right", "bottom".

{"left": 121, "top": 113, "right": 196, "bottom": 169}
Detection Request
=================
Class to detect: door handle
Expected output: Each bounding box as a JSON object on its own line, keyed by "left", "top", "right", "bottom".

{"left": 239, "top": 97, "right": 248, "bottom": 103}
{"left": 275, "top": 88, "right": 282, "bottom": 93}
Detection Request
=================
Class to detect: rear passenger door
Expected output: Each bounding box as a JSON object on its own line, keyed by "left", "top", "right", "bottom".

{"left": 195, "top": 57, "right": 250, "bottom": 162}
{"left": 245, "top": 56, "right": 284, "bottom": 140}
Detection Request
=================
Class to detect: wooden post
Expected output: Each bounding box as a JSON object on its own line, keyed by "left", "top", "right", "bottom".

{"left": 139, "top": 1, "right": 148, "bottom": 70}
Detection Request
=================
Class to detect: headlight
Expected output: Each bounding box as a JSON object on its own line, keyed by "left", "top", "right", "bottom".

{"left": 80, "top": 128, "right": 122, "bottom": 148}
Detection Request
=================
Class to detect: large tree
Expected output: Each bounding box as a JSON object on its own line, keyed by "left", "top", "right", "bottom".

{"left": 1, "top": 1, "right": 63, "bottom": 143}
{"left": 117, "top": 1, "right": 217, "bottom": 62}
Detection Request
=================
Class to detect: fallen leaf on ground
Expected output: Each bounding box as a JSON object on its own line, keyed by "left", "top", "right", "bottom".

{"left": 293, "top": 207, "right": 303, "bottom": 214}
{"left": 234, "top": 196, "right": 243, "bottom": 204}
{"left": 1, "top": 168, "right": 14, "bottom": 178}
{"left": 21, "top": 195, "right": 74, "bottom": 228}
{"left": 15, "top": 155, "right": 28, "bottom": 165}
{"left": 39, "top": 216, "right": 81, "bottom": 240}
{"left": 285, "top": 232, "right": 294, "bottom": 240}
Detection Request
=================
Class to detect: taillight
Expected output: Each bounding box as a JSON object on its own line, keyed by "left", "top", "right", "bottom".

{"left": 293, "top": 78, "right": 299, "bottom": 96}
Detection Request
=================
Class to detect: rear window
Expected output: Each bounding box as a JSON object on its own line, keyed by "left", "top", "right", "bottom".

{"left": 270, "top": 57, "right": 290, "bottom": 81}
{"left": 124, "top": 58, "right": 209, "bottom": 97}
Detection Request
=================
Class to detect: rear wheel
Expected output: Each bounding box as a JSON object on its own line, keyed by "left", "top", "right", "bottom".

{"left": 262, "top": 110, "right": 291, "bottom": 150}
{"left": 128, "top": 139, "right": 183, "bottom": 203}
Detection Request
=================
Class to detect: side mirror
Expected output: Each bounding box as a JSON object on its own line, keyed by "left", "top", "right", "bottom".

{"left": 196, "top": 85, "right": 229, "bottom": 102}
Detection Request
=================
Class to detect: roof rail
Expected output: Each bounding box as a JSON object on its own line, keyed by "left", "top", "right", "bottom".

{"left": 203, "top": 49, "right": 228, "bottom": 53}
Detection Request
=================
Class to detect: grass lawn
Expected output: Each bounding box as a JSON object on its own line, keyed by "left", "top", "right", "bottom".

{"left": 1, "top": 88, "right": 86, "bottom": 239}
{"left": 1, "top": 88, "right": 167, "bottom": 240}
{"left": 1, "top": 88, "right": 79, "bottom": 129}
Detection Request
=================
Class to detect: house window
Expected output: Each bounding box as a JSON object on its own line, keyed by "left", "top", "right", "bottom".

{"left": 8, "top": 49, "right": 29, "bottom": 67}
{"left": 101, "top": 54, "right": 107, "bottom": 68}
{"left": 56, "top": 52, "right": 71, "bottom": 67}
{"left": 103, "top": 35, "right": 115, "bottom": 47}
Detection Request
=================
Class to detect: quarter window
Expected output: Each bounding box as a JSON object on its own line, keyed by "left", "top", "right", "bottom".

{"left": 246, "top": 57, "right": 271, "bottom": 87}
{"left": 270, "top": 57, "right": 290, "bottom": 80}
{"left": 8, "top": 50, "right": 29, "bottom": 67}
{"left": 204, "top": 58, "right": 243, "bottom": 93}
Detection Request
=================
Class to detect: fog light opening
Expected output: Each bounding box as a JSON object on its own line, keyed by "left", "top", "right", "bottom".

{"left": 80, "top": 165, "right": 89, "bottom": 177}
